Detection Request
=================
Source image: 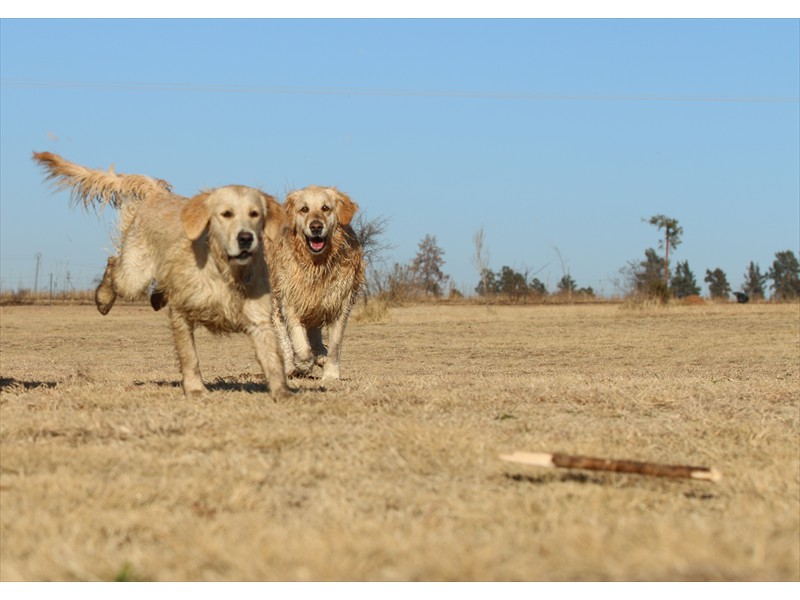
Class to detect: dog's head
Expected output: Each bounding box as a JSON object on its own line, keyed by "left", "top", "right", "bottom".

{"left": 182, "top": 186, "right": 283, "bottom": 266}
{"left": 284, "top": 186, "right": 358, "bottom": 258}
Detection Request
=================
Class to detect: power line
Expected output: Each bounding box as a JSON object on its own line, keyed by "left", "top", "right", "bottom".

{"left": 2, "top": 78, "right": 798, "bottom": 104}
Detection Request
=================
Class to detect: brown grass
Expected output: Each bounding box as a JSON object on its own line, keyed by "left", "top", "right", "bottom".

{"left": 0, "top": 289, "right": 97, "bottom": 306}
{"left": 1, "top": 303, "right": 798, "bottom": 581}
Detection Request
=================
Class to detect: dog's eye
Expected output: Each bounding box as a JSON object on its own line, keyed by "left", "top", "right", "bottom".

{"left": 322, "top": 205, "right": 331, "bottom": 212}
{"left": 249, "top": 210, "right": 260, "bottom": 219}
{"left": 300, "top": 206, "right": 309, "bottom": 213}
{"left": 221, "top": 210, "right": 233, "bottom": 219}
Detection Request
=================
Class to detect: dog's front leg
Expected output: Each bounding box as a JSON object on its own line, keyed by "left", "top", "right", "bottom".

{"left": 169, "top": 308, "right": 206, "bottom": 397}
{"left": 321, "top": 309, "right": 352, "bottom": 382}
{"left": 283, "top": 307, "right": 315, "bottom": 376}
{"left": 244, "top": 317, "right": 291, "bottom": 401}
{"left": 95, "top": 256, "right": 118, "bottom": 315}
{"left": 308, "top": 327, "right": 328, "bottom": 367}
{"left": 272, "top": 306, "right": 296, "bottom": 377}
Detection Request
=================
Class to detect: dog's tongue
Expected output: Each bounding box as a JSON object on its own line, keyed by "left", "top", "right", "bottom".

{"left": 310, "top": 238, "right": 325, "bottom": 252}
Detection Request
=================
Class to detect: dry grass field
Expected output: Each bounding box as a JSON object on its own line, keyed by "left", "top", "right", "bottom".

{"left": 0, "top": 301, "right": 798, "bottom": 581}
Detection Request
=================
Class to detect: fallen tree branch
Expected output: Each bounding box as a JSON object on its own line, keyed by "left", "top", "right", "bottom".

{"left": 500, "top": 451, "right": 722, "bottom": 482}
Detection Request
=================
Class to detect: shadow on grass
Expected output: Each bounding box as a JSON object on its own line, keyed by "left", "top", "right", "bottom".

{"left": 505, "top": 471, "right": 608, "bottom": 486}
{"left": 0, "top": 377, "right": 58, "bottom": 391}
{"left": 505, "top": 472, "right": 720, "bottom": 498}
{"left": 133, "top": 379, "right": 269, "bottom": 393}
{"left": 132, "top": 378, "right": 330, "bottom": 395}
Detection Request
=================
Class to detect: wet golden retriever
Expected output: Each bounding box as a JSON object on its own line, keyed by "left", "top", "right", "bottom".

{"left": 32, "top": 151, "right": 290, "bottom": 400}
{"left": 270, "top": 186, "right": 365, "bottom": 382}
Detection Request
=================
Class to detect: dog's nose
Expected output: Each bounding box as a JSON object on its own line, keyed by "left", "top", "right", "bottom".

{"left": 309, "top": 220, "right": 324, "bottom": 236}
{"left": 237, "top": 231, "right": 254, "bottom": 250}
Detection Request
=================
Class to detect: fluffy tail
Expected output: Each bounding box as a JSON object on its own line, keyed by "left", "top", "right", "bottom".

{"left": 32, "top": 151, "right": 172, "bottom": 211}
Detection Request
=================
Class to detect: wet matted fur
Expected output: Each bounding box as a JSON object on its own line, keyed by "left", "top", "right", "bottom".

{"left": 269, "top": 185, "right": 365, "bottom": 382}
{"left": 32, "top": 151, "right": 289, "bottom": 399}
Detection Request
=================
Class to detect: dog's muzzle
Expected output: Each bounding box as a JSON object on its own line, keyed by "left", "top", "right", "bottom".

{"left": 306, "top": 220, "right": 327, "bottom": 254}
{"left": 229, "top": 230, "right": 256, "bottom": 262}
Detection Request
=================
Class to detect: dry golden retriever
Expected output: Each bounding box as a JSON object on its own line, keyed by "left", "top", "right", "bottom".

{"left": 269, "top": 185, "right": 365, "bottom": 382}
{"left": 32, "top": 151, "right": 290, "bottom": 400}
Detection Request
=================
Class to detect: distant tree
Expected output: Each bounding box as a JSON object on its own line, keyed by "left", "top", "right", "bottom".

{"left": 557, "top": 274, "right": 577, "bottom": 295}
{"left": 768, "top": 250, "right": 800, "bottom": 301}
{"left": 552, "top": 246, "right": 571, "bottom": 294}
{"left": 352, "top": 212, "right": 391, "bottom": 267}
{"left": 472, "top": 227, "right": 491, "bottom": 303}
{"left": 528, "top": 277, "right": 547, "bottom": 296}
{"left": 637, "top": 248, "right": 666, "bottom": 287}
{"left": 554, "top": 274, "right": 593, "bottom": 298}
{"left": 632, "top": 248, "right": 669, "bottom": 301}
{"left": 670, "top": 260, "right": 701, "bottom": 299}
{"left": 374, "top": 262, "right": 419, "bottom": 304}
{"left": 704, "top": 268, "right": 731, "bottom": 300}
{"left": 498, "top": 266, "right": 528, "bottom": 299}
{"left": 646, "top": 214, "right": 683, "bottom": 287}
{"left": 411, "top": 234, "right": 449, "bottom": 297}
{"left": 741, "top": 261, "right": 767, "bottom": 301}
{"left": 352, "top": 212, "right": 392, "bottom": 301}
{"left": 475, "top": 268, "right": 499, "bottom": 296}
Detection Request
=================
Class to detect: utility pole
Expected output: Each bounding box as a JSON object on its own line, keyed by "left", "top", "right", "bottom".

{"left": 34, "top": 252, "right": 42, "bottom": 295}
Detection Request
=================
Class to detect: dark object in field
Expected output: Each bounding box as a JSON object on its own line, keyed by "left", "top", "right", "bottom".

{"left": 501, "top": 451, "right": 722, "bottom": 482}
{"left": 733, "top": 292, "right": 749, "bottom": 304}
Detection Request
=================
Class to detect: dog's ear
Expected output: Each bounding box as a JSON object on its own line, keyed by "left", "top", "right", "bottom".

{"left": 283, "top": 190, "right": 302, "bottom": 233}
{"left": 262, "top": 192, "right": 285, "bottom": 244}
{"left": 332, "top": 189, "right": 358, "bottom": 226}
{"left": 182, "top": 193, "right": 210, "bottom": 240}
{"left": 284, "top": 190, "right": 299, "bottom": 213}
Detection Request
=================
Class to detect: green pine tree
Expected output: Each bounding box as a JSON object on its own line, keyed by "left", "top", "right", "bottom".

{"left": 768, "top": 250, "right": 800, "bottom": 301}
{"left": 704, "top": 268, "right": 731, "bottom": 300}
{"left": 670, "top": 260, "right": 700, "bottom": 298}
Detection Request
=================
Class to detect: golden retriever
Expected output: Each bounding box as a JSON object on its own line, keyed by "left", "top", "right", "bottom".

{"left": 32, "top": 151, "right": 290, "bottom": 400}
{"left": 269, "top": 185, "right": 365, "bottom": 382}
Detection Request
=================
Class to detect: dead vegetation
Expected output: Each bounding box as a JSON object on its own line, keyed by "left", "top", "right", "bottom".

{"left": 1, "top": 303, "right": 798, "bottom": 581}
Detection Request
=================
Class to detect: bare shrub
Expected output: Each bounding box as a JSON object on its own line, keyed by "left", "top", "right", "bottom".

{"left": 371, "top": 262, "right": 423, "bottom": 305}
{"left": 352, "top": 296, "right": 390, "bottom": 323}
{"left": 0, "top": 289, "right": 33, "bottom": 306}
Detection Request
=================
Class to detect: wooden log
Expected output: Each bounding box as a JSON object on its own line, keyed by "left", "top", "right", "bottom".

{"left": 500, "top": 451, "right": 721, "bottom": 482}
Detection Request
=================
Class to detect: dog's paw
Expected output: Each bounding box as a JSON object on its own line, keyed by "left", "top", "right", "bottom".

{"left": 95, "top": 284, "right": 117, "bottom": 315}
{"left": 292, "top": 354, "right": 315, "bottom": 376}
{"left": 270, "top": 385, "right": 295, "bottom": 401}
{"left": 321, "top": 362, "right": 341, "bottom": 383}
{"left": 182, "top": 382, "right": 209, "bottom": 399}
{"left": 95, "top": 257, "right": 117, "bottom": 315}
{"left": 95, "top": 299, "right": 115, "bottom": 316}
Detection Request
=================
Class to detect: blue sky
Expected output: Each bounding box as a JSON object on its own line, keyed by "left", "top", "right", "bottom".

{"left": 1, "top": 18, "right": 798, "bottom": 297}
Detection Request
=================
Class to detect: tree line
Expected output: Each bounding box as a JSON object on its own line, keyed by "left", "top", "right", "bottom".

{"left": 624, "top": 215, "right": 799, "bottom": 302}
{"left": 353, "top": 213, "right": 799, "bottom": 303}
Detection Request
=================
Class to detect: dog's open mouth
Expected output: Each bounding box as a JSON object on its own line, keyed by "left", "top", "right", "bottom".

{"left": 306, "top": 235, "right": 327, "bottom": 254}
{"left": 229, "top": 250, "right": 252, "bottom": 262}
